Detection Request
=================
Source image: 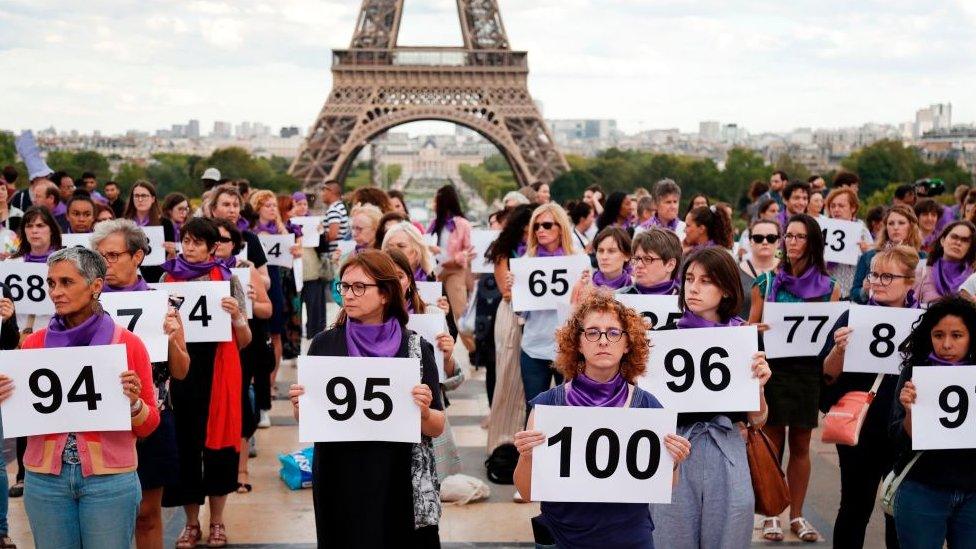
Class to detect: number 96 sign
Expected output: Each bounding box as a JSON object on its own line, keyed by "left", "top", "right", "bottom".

{"left": 297, "top": 356, "right": 421, "bottom": 444}
{"left": 510, "top": 255, "right": 591, "bottom": 312}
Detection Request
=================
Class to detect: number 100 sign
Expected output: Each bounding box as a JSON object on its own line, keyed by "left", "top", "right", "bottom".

{"left": 297, "top": 356, "right": 421, "bottom": 443}
{"left": 509, "top": 255, "right": 591, "bottom": 312}
{"left": 531, "top": 405, "right": 677, "bottom": 503}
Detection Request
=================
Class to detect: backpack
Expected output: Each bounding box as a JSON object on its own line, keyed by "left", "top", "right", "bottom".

{"left": 484, "top": 443, "right": 519, "bottom": 484}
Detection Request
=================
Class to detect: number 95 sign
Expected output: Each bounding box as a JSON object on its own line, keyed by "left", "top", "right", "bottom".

{"left": 297, "top": 356, "right": 421, "bottom": 444}
{"left": 510, "top": 255, "right": 591, "bottom": 312}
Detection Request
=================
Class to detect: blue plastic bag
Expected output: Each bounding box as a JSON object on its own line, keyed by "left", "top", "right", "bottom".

{"left": 278, "top": 447, "right": 314, "bottom": 490}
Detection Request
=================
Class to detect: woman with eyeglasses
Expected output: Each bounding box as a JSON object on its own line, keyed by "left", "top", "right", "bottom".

{"left": 124, "top": 180, "right": 177, "bottom": 285}
{"left": 289, "top": 250, "right": 446, "bottom": 548}
{"left": 651, "top": 247, "right": 771, "bottom": 548}
{"left": 824, "top": 188, "right": 875, "bottom": 299}
{"left": 513, "top": 292, "right": 691, "bottom": 548}
{"left": 748, "top": 213, "right": 840, "bottom": 543}
{"left": 819, "top": 245, "right": 920, "bottom": 548}
{"left": 573, "top": 227, "right": 632, "bottom": 301}
{"left": 161, "top": 192, "right": 191, "bottom": 255}
{"left": 851, "top": 205, "right": 924, "bottom": 304}
{"left": 618, "top": 229, "right": 682, "bottom": 295}
{"left": 913, "top": 220, "right": 976, "bottom": 305}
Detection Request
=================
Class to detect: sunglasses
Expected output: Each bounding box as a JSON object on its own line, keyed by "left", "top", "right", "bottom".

{"left": 750, "top": 234, "right": 779, "bottom": 244}
{"left": 533, "top": 221, "right": 556, "bottom": 231}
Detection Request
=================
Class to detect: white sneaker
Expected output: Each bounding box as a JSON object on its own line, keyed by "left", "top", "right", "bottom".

{"left": 257, "top": 410, "right": 271, "bottom": 428}
{"left": 512, "top": 489, "right": 525, "bottom": 503}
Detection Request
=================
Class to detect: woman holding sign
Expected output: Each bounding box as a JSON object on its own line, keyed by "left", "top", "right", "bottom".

{"left": 913, "top": 220, "right": 976, "bottom": 305}
{"left": 851, "top": 205, "right": 924, "bottom": 304}
{"left": 748, "top": 213, "right": 840, "bottom": 542}
{"left": 161, "top": 217, "right": 251, "bottom": 548}
{"left": 824, "top": 188, "right": 874, "bottom": 299}
{"left": 890, "top": 296, "right": 976, "bottom": 547}
{"left": 819, "top": 245, "right": 920, "bottom": 548}
{"left": 573, "top": 227, "right": 632, "bottom": 299}
{"left": 512, "top": 292, "right": 691, "bottom": 548}
{"left": 618, "top": 229, "right": 682, "bottom": 295}
{"left": 0, "top": 247, "right": 159, "bottom": 548}
{"left": 651, "top": 247, "right": 772, "bottom": 548}
{"left": 289, "top": 250, "right": 445, "bottom": 548}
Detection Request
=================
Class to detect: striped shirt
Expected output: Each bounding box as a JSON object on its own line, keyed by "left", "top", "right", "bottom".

{"left": 324, "top": 200, "right": 351, "bottom": 253}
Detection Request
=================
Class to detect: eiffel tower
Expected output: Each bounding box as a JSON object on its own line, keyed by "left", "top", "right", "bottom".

{"left": 289, "top": 0, "right": 568, "bottom": 190}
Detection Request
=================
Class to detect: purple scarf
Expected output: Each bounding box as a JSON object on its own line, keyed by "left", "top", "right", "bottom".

{"left": 676, "top": 309, "right": 745, "bottom": 329}
{"left": 515, "top": 241, "right": 527, "bottom": 258}
{"left": 927, "top": 352, "right": 965, "bottom": 366}
{"left": 172, "top": 221, "right": 182, "bottom": 244}
{"left": 428, "top": 216, "right": 456, "bottom": 235}
{"left": 592, "top": 269, "right": 631, "bottom": 290}
{"left": 134, "top": 215, "right": 151, "bottom": 227}
{"left": 345, "top": 317, "right": 402, "bottom": 357}
{"left": 217, "top": 255, "right": 238, "bottom": 269}
{"left": 646, "top": 215, "right": 678, "bottom": 231}
{"left": 24, "top": 249, "right": 54, "bottom": 263}
{"left": 45, "top": 311, "right": 116, "bottom": 348}
{"left": 236, "top": 217, "right": 250, "bottom": 231}
{"left": 534, "top": 245, "right": 565, "bottom": 258}
{"left": 286, "top": 221, "right": 303, "bottom": 238}
{"left": 413, "top": 267, "right": 429, "bottom": 282}
{"left": 932, "top": 258, "right": 973, "bottom": 297}
{"left": 566, "top": 372, "right": 629, "bottom": 408}
{"left": 160, "top": 254, "right": 231, "bottom": 281}
{"left": 868, "top": 289, "right": 919, "bottom": 309}
{"left": 52, "top": 202, "right": 67, "bottom": 217}
{"left": 103, "top": 277, "right": 150, "bottom": 293}
{"left": 767, "top": 264, "right": 833, "bottom": 302}
{"left": 253, "top": 220, "right": 280, "bottom": 235}
{"left": 635, "top": 278, "right": 679, "bottom": 295}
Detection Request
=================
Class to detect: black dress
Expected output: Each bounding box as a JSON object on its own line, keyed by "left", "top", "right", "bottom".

{"left": 308, "top": 326, "right": 443, "bottom": 549}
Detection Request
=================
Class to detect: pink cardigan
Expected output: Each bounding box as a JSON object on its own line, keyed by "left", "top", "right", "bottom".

{"left": 438, "top": 216, "right": 472, "bottom": 269}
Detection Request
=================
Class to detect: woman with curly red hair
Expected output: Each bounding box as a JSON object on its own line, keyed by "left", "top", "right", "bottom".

{"left": 511, "top": 291, "right": 691, "bottom": 548}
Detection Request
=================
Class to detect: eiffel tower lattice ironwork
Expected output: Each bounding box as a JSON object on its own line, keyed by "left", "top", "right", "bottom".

{"left": 289, "top": 0, "right": 569, "bottom": 190}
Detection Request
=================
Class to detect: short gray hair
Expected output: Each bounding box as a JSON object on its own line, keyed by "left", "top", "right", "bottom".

{"left": 652, "top": 178, "right": 681, "bottom": 201}
{"left": 47, "top": 247, "right": 107, "bottom": 283}
{"left": 502, "top": 191, "right": 530, "bottom": 205}
{"left": 90, "top": 219, "right": 151, "bottom": 255}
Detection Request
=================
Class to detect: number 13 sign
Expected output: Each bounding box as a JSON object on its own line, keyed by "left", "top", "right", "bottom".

{"left": 297, "top": 356, "right": 421, "bottom": 443}
{"left": 510, "top": 255, "right": 591, "bottom": 312}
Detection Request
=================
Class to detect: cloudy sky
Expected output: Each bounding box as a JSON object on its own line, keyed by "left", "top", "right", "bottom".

{"left": 1, "top": 0, "right": 974, "bottom": 136}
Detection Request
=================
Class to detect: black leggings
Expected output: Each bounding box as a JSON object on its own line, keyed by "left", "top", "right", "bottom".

{"left": 15, "top": 437, "right": 26, "bottom": 483}
{"left": 834, "top": 441, "right": 900, "bottom": 548}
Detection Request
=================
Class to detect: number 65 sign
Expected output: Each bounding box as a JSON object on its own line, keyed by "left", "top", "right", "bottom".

{"left": 510, "top": 255, "right": 591, "bottom": 312}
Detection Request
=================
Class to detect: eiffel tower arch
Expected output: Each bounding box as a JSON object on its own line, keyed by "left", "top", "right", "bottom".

{"left": 289, "top": 0, "right": 569, "bottom": 192}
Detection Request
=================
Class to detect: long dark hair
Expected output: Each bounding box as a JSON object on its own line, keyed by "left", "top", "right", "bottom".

{"left": 900, "top": 295, "right": 976, "bottom": 369}
{"left": 688, "top": 205, "right": 734, "bottom": 249}
{"left": 926, "top": 220, "right": 976, "bottom": 267}
{"left": 678, "top": 247, "right": 743, "bottom": 322}
{"left": 123, "top": 180, "right": 162, "bottom": 225}
{"left": 161, "top": 192, "right": 189, "bottom": 221}
{"left": 486, "top": 204, "right": 534, "bottom": 264}
{"left": 596, "top": 191, "right": 627, "bottom": 231}
{"left": 15, "top": 206, "right": 63, "bottom": 258}
{"left": 431, "top": 185, "right": 465, "bottom": 235}
{"left": 683, "top": 193, "right": 710, "bottom": 218}
{"left": 387, "top": 249, "right": 425, "bottom": 314}
{"left": 334, "top": 249, "right": 408, "bottom": 327}
{"left": 782, "top": 213, "right": 828, "bottom": 276}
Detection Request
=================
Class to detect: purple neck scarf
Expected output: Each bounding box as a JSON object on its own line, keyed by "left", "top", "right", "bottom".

{"left": 515, "top": 241, "right": 527, "bottom": 258}
{"left": 932, "top": 258, "right": 973, "bottom": 296}
{"left": 767, "top": 264, "right": 833, "bottom": 302}
{"left": 134, "top": 215, "right": 151, "bottom": 227}
{"left": 534, "top": 245, "right": 565, "bottom": 258}
{"left": 566, "top": 372, "right": 629, "bottom": 407}
{"left": 635, "top": 278, "right": 680, "bottom": 295}
{"left": 52, "top": 202, "right": 67, "bottom": 217}
{"left": 592, "top": 269, "right": 631, "bottom": 290}
{"left": 927, "top": 352, "right": 965, "bottom": 366}
{"left": 217, "top": 255, "right": 238, "bottom": 269}
{"left": 103, "top": 277, "right": 150, "bottom": 293}
{"left": 172, "top": 221, "right": 182, "bottom": 244}
{"left": 45, "top": 311, "right": 116, "bottom": 348}
{"left": 676, "top": 309, "right": 745, "bottom": 329}
{"left": 254, "top": 220, "right": 280, "bottom": 235}
{"left": 413, "top": 267, "right": 429, "bottom": 282}
{"left": 647, "top": 215, "right": 678, "bottom": 231}
{"left": 24, "top": 249, "right": 54, "bottom": 263}
{"left": 160, "top": 254, "right": 231, "bottom": 281}
{"left": 868, "top": 289, "right": 919, "bottom": 309}
{"left": 428, "top": 216, "right": 456, "bottom": 235}
{"left": 286, "top": 221, "right": 303, "bottom": 238}
{"left": 345, "top": 317, "right": 402, "bottom": 357}
{"left": 236, "top": 217, "right": 250, "bottom": 231}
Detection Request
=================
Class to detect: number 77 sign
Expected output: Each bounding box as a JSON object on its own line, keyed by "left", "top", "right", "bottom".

{"left": 761, "top": 301, "right": 847, "bottom": 359}
{"left": 509, "top": 255, "right": 591, "bottom": 312}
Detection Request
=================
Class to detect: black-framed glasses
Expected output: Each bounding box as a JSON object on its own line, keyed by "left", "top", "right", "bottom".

{"left": 533, "top": 221, "right": 556, "bottom": 231}
{"left": 751, "top": 234, "right": 779, "bottom": 244}
{"left": 132, "top": 193, "right": 153, "bottom": 201}
{"left": 784, "top": 233, "right": 808, "bottom": 241}
{"left": 338, "top": 281, "right": 378, "bottom": 296}
{"left": 216, "top": 236, "right": 232, "bottom": 244}
{"left": 630, "top": 255, "right": 663, "bottom": 267}
{"left": 100, "top": 251, "right": 132, "bottom": 264}
{"left": 867, "top": 271, "right": 912, "bottom": 287}
{"left": 581, "top": 328, "right": 625, "bottom": 343}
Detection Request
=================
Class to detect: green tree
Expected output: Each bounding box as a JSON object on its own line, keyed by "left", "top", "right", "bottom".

{"left": 46, "top": 150, "right": 111, "bottom": 180}
{"left": 774, "top": 153, "right": 811, "bottom": 183}
{"left": 115, "top": 163, "right": 149, "bottom": 188}
{"left": 841, "top": 140, "right": 917, "bottom": 197}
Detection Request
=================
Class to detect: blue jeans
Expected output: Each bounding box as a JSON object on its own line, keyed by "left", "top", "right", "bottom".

{"left": 0, "top": 414, "right": 8, "bottom": 536}
{"left": 894, "top": 479, "right": 976, "bottom": 548}
{"left": 520, "top": 351, "right": 562, "bottom": 409}
{"left": 25, "top": 465, "right": 141, "bottom": 548}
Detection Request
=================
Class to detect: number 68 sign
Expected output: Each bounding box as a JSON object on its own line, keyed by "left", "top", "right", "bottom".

{"left": 531, "top": 405, "right": 677, "bottom": 503}
{"left": 510, "top": 255, "right": 591, "bottom": 312}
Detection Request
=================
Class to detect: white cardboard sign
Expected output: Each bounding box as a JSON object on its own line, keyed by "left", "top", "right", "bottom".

{"left": 470, "top": 230, "right": 500, "bottom": 274}
{"left": 407, "top": 313, "right": 449, "bottom": 381}
{"left": 290, "top": 216, "right": 325, "bottom": 248}
{"left": 297, "top": 356, "right": 421, "bottom": 443}
{"left": 843, "top": 304, "right": 924, "bottom": 374}
{"left": 615, "top": 294, "right": 681, "bottom": 330}
{"left": 0, "top": 261, "right": 54, "bottom": 316}
{"left": 149, "top": 281, "right": 231, "bottom": 342}
{"left": 818, "top": 217, "right": 862, "bottom": 266}
{"left": 912, "top": 365, "right": 976, "bottom": 450}
{"left": 230, "top": 267, "right": 253, "bottom": 319}
{"left": 510, "top": 255, "right": 591, "bottom": 312}
{"left": 415, "top": 281, "right": 443, "bottom": 305}
{"left": 62, "top": 233, "right": 93, "bottom": 249}
{"left": 530, "top": 405, "right": 677, "bottom": 503}
{"left": 0, "top": 344, "right": 131, "bottom": 438}
{"left": 99, "top": 290, "right": 169, "bottom": 363}
{"left": 761, "top": 301, "right": 847, "bottom": 359}
{"left": 141, "top": 226, "right": 166, "bottom": 267}
{"left": 258, "top": 233, "right": 296, "bottom": 268}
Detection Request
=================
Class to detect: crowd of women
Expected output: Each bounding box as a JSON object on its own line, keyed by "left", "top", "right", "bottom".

{"left": 0, "top": 166, "right": 975, "bottom": 548}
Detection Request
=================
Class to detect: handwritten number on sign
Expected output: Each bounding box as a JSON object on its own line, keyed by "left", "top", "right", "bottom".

{"left": 528, "top": 269, "right": 570, "bottom": 297}
{"left": 548, "top": 426, "right": 661, "bottom": 480}
{"left": 869, "top": 323, "right": 897, "bottom": 358}
{"left": 28, "top": 366, "right": 102, "bottom": 414}
{"left": 116, "top": 308, "right": 143, "bottom": 331}
{"left": 325, "top": 376, "right": 394, "bottom": 422}
{"left": 784, "top": 315, "right": 830, "bottom": 344}
{"left": 4, "top": 274, "right": 46, "bottom": 302}
{"left": 188, "top": 296, "right": 212, "bottom": 327}
{"left": 939, "top": 385, "right": 969, "bottom": 429}
{"left": 663, "top": 346, "right": 731, "bottom": 393}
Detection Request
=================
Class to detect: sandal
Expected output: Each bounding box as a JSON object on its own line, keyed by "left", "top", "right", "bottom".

{"left": 208, "top": 523, "right": 228, "bottom": 548}
{"left": 0, "top": 535, "right": 16, "bottom": 548}
{"left": 790, "top": 517, "right": 819, "bottom": 542}
{"left": 761, "top": 516, "right": 784, "bottom": 542}
{"left": 174, "top": 523, "right": 202, "bottom": 549}
{"left": 236, "top": 470, "right": 252, "bottom": 493}
{"left": 7, "top": 482, "right": 23, "bottom": 498}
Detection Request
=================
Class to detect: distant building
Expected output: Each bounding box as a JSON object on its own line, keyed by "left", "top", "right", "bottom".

{"left": 187, "top": 119, "right": 200, "bottom": 139}
{"left": 547, "top": 119, "right": 617, "bottom": 142}
{"left": 699, "top": 120, "right": 721, "bottom": 141}
{"left": 916, "top": 103, "right": 952, "bottom": 138}
{"left": 212, "top": 121, "right": 232, "bottom": 138}
{"left": 280, "top": 126, "right": 301, "bottom": 138}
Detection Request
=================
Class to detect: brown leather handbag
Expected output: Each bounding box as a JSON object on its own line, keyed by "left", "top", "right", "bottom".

{"left": 745, "top": 427, "right": 791, "bottom": 516}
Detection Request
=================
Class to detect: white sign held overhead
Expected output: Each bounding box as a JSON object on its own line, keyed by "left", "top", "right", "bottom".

{"left": 407, "top": 313, "right": 449, "bottom": 381}
{"left": 818, "top": 217, "right": 862, "bottom": 266}
{"left": 149, "top": 281, "right": 232, "bottom": 343}
{"left": 259, "top": 233, "right": 296, "bottom": 268}
{"left": 0, "top": 344, "right": 132, "bottom": 438}
{"left": 0, "top": 262, "right": 54, "bottom": 316}
{"left": 615, "top": 294, "right": 681, "bottom": 330}
{"left": 761, "top": 301, "right": 847, "bottom": 359}
{"left": 297, "top": 356, "right": 421, "bottom": 443}
{"left": 99, "top": 291, "right": 169, "bottom": 363}
{"left": 470, "top": 230, "right": 500, "bottom": 274}
{"left": 911, "top": 365, "right": 976, "bottom": 450}
{"left": 640, "top": 326, "right": 761, "bottom": 412}
{"left": 530, "top": 405, "right": 677, "bottom": 504}
{"left": 843, "top": 304, "right": 925, "bottom": 375}
{"left": 510, "top": 255, "right": 591, "bottom": 312}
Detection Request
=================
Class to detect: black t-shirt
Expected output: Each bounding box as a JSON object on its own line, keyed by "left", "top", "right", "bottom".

{"left": 242, "top": 230, "right": 268, "bottom": 269}
{"left": 0, "top": 284, "right": 20, "bottom": 350}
